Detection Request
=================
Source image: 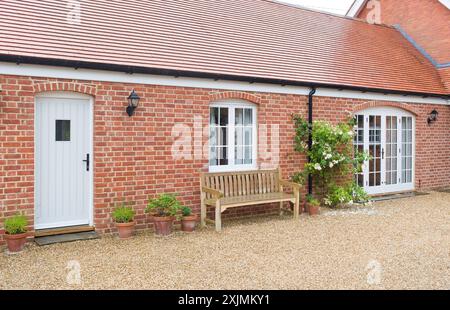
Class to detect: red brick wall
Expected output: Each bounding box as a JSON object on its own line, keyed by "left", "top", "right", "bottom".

{"left": 1, "top": 75, "right": 449, "bottom": 244}
{"left": 357, "top": 0, "right": 450, "bottom": 64}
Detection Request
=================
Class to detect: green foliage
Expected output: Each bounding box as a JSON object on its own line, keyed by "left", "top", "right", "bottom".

{"left": 293, "top": 115, "right": 371, "bottom": 208}
{"left": 112, "top": 204, "right": 135, "bottom": 223}
{"left": 4, "top": 214, "right": 27, "bottom": 235}
{"left": 181, "top": 206, "right": 192, "bottom": 217}
{"left": 324, "top": 182, "right": 370, "bottom": 208}
{"left": 306, "top": 195, "right": 320, "bottom": 206}
{"left": 146, "top": 194, "right": 182, "bottom": 217}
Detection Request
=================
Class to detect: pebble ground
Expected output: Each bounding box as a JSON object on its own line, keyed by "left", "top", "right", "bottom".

{"left": 1, "top": 191, "right": 449, "bottom": 289}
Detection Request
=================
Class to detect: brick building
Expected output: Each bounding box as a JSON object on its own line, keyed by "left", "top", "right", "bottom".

{"left": 0, "top": 0, "right": 449, "bottom": 243}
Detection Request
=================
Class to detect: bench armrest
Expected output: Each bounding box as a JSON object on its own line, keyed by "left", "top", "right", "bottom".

{"left": 201, "top": 187, "right": 224, "bottom": 198}
{"left": 279, "top": 179, "right": 301, "bottom": 191}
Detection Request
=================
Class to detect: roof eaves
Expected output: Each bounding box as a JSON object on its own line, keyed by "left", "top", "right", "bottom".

{"left": 2, "top": 54, "right": 448, "bottom": 99}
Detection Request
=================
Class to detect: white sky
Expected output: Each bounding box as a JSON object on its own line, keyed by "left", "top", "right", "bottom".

{"left": 277, "top": 0, "right": 355, "bottom": 15}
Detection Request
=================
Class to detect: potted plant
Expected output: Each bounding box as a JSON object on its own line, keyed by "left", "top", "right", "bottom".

{"left": 4, "top": 214, "right": 28, "bottom": 253}
{"left": 306, "top": 195, "right": 321, "bottom": 216}
{"left": 112, "top": 204, "right": 136, "bottom": 239}
{"left": 146, "top": 194, "right": 181, "bottom": 236}
{"left": 180, "top": 206, "right": 197, "bottom": 233}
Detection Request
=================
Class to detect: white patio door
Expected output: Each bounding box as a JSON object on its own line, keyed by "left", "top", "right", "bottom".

{"left": 35, "top": 93, "right": 93, "bottom": 229}
{"left": 354, "top": 107, "right": 415, "bottom": 195}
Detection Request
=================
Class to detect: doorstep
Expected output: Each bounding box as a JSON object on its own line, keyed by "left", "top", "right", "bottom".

{"left": 370, "top": 191, "right": 429, "bottom": 202}
{"left": 35, "top": 231, "right": 99, "bottom": 246}
{"left": 34, "top": 225, "right": 95, "bottom": 237}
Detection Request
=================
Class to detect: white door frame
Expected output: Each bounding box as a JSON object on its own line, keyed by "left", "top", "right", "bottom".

{"left": 34, "top": 91, "right": 94, "bottom": 229}
{"left": 356, "top": 107, "right": 416, "bottom": 195}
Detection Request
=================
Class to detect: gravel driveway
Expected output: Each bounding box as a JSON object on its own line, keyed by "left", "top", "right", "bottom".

{"left": 1, "top": 191, "right": 449, "bottom": 290}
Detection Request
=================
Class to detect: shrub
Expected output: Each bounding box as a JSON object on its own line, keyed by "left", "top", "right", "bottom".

{"left": 293, "top": 115, "right": 370, "bottom": 207}
{"left": 146, "top": 194, "right": 181, "bottom": 217}
{"left": 324, "top": 182, "right": 370, "bottom": 208}
{"left": 181, "top": 206, "right": 192, "bottom": 217}
{"left": 112, "top": 205, "right": 135, "bottom": 223}
{"left": 4, "top": 214, "right": 28, "bottom": 235}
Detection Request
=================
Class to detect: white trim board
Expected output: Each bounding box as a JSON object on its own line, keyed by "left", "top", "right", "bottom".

{"left": 0, "top": 62, "right": 448, "bottom": 105}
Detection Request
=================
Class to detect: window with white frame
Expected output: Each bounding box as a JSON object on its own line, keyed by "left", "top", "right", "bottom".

{"left": 209, "top": 101, "right": 257, "bottom": 172}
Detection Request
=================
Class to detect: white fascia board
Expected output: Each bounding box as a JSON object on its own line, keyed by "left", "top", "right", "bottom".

{"left": 0, "top": 62, "right": 448, "bottom": 105}
{"left": 439, "top": 0, "right": 450, "bottom": 10}
{"left": 346, "top": 0, "right": 367, "bottom": 17}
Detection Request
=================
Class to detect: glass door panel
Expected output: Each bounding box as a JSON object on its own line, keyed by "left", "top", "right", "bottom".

{"left": 401, "top": 117, "right": 413, "bottom": 184}
{"left": 385, "top": 116, "right": 398, "bottom": 185}
{"left": 368, "top": 115, "right": 381, "bottom": 187}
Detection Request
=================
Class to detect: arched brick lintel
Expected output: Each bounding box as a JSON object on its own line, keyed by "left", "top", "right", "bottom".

{"left": 33, "top": 82, "right": 97, "bottom": 96}
{"left": 352, "top": 101, "right": 419, "bottom": 116}
{"left": 209, "top": 91, "right": 261, "bottom": 104}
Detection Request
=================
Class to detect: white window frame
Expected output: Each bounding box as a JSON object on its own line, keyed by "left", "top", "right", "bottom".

{"left": 209, "top": 100, "right": 258, "bottom": 173}
{"left": 354, "top": 107, "right": 416, "bottom": 195}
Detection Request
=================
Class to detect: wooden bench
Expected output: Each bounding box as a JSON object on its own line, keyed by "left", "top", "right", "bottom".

{"left": 200, "top": 169, "right": 300, "bottom": 232}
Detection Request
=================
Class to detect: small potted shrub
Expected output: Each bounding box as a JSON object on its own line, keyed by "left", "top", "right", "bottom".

{"left": 306, "top": 195, "right": 321, "bottom": 216}
{"left": 112, "top": 204, "right": 136, "bottom": 239}
{"left": 146, "top": 194, "right": 181, "bottom": 236}
{"left": 4, "top": 214, "right": 28, "bottom": 253}
{"left": 180, "top": 206, "right": 197, "bottom": 233}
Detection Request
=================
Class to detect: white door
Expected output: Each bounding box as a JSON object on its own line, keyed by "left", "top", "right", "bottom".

{"left": 35, "top": 93, "right": 93, "bottom": 230}
{"left": 354, "top": 107, "right": 415, "bottom": 195}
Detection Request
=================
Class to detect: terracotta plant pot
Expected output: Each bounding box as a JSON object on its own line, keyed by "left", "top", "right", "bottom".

{"left": 5, "top": 232, "right": 28, "bottom": 253}
{"left": 153, "top": 216, "right": 174, "bottom": 236}
{"left": 181, "top": 215, "right": 198, "bottom": 233}
{"left": 116, "top": 221, "right": 135, "bottom": 239}
{"left": 308, "top": 204, "right": 320, "bottom": 216}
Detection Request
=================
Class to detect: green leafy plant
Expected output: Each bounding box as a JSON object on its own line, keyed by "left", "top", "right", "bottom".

{"left": 323, "top": 182, "right": 370, "bottom": 208}
{"left": 146, "top": 194, "right": 182, "bottom": 217}
{"left": 293, "top": 115, "right": 370, "bottom": 208}
{"left": 181, "top": 206, "right": 192, "bottom": 217}
{"left": 4, "top": 214, "right": 28, "bottom": 235}
{"left": 112, "top": 204, "right": 135, "bottom": 223}
{"left": 306, "top": 195, "right": 321, "bottom": 206}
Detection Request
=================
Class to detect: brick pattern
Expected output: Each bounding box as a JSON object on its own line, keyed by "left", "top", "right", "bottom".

{"left": 1, "top": 75, "right": 449, "bottom": 244}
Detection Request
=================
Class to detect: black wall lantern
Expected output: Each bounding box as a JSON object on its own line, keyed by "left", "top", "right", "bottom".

{"left": 427, "top": 109, "right": 438, "bottom": 125}
{"left": 126, "top": 90, "right": 140, "bottom": 117}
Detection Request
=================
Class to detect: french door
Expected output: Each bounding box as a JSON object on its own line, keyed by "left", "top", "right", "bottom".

{"left": 354, "top": 107, "right": 415, "bottom": 195}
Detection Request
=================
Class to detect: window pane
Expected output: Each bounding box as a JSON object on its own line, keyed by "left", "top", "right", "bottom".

{"left": 210, "top": 108, "right": 218, "bottom": 125}
{"left": 210, "top": 127, "right": 219, "bottom": 147}
{"left": 56, "top": 120, "right": 70, "bottom": 141}
{"left": 220, "top": 108, "right": 228, "bottom": 126}
{"left": 244, "top": 127, "right": 252, "bottom": 145}
{"left": 220, "top": 127, "right": 228, "bottom": 145}
{"left": 235, "top": 108, "right": 244, "bottom": 125}
{"left": 244, "top": 109, "right": 253, "bottom": 126}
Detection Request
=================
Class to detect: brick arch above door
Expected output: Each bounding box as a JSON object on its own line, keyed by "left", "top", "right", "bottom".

{"left": 33, "top": 82, "right": 97, "bottom": 96}
{"left": 352, "top": 101, "right": 419, "bottom": 116}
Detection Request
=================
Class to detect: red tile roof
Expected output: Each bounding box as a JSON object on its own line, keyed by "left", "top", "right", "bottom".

{"left": 0, "top": 0, "right": 447, "bottom": 95}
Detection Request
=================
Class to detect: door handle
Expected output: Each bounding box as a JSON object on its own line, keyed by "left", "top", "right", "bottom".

{"left": 83, "top": 154, "right": 90, "bottom": 172}
{"left": 381, "top": 148, "right": 385, "bottom": 159}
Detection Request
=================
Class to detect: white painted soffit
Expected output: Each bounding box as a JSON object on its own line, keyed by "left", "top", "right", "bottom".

{"left": 0, "top": 62, "right": 448, "bottom": 105}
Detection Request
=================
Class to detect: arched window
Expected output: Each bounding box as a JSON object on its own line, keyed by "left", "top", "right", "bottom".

{"left": 209, "top": 100, "right": 257, "bottom": 172}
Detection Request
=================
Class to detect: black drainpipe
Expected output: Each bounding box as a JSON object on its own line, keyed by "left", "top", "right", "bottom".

{"left": 308, "top": 87, "right": 316, "bottom": 195}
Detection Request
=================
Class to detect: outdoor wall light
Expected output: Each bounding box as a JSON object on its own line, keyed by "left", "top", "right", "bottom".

{"left": 427, "top": 110, "right": 438, "bottom": 125}
{"left": 126, "top": 90, "right": 140, "bottom": 117}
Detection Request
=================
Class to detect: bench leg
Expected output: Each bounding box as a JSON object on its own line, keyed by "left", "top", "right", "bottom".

{"left": 215, "top": 201, "right": 222, "bottom": 232}
{"left": 201, "top": 193, "right": 207, "bottom": 228}
{"left": 279, "top": 201, "right": 284, "bottom": 216}
{"left": 294, "top": 191, "right": 300, "bottom": 220}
